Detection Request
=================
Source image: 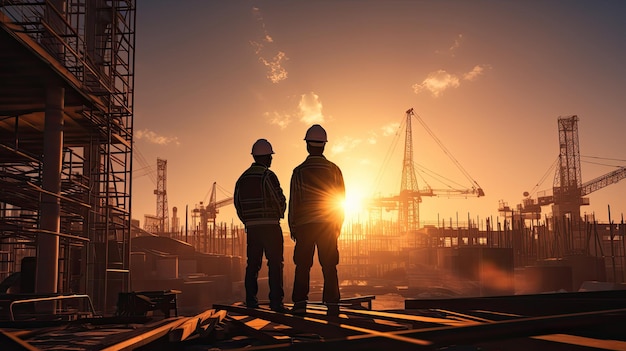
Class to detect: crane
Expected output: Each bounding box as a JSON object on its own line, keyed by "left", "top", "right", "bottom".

{"left": 141, "top": 157, "right": 169, "bottom": 234}
{"left": 371, "top": 108, "right": 484, "bottom": 233}
{"left": 192, "top": 182, "right": 233, "bottom": 251}
{"left": 514, "top": 115, "right": 626, "bottom": 220}
{"left": 154, "top": 158, "right": 169, "bottom": 234}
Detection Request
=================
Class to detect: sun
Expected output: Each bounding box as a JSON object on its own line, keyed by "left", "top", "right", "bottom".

{"left": 341, "top": 191, "right": 365, "bottom": 221}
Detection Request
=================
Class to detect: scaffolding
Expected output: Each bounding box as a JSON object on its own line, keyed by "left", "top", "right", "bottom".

{"left": 0, "top": 0, "right": 136, "bottom": 314}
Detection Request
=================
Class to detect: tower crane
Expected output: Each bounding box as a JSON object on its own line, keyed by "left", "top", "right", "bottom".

{"left": 371, "top": 108, "right": 484, "bottom": 233}
{"left": 514, "top": 115, "right": 626, "bottom": 220}
{"left": 154, "top": 158, "right": 169, "bottom": 234}
{"left": 142, "top": 157, "right": 168, "bottom": 234}
{"left": 192, "top": 182, "right": 233, "bottom": 248}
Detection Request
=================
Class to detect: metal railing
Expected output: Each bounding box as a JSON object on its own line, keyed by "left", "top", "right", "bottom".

{"left": 8, "top": 294, "right": 97, "bottom": 321}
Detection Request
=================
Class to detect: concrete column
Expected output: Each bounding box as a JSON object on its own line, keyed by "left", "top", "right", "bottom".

{"left": 35, "top": 85, "right": 65, "bottom": 294}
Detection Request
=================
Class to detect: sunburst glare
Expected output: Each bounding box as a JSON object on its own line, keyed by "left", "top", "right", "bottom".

{"left": 341, "top": 191, "right": 365, "bottom": 221}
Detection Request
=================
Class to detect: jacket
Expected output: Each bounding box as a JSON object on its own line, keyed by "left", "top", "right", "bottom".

{"left": 288, "top": 155, "right": 345, "bottom": 229}
{"left": 234, "top": 163, "right": 286, "bottom": 227}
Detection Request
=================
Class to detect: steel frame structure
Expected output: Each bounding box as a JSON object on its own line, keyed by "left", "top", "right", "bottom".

{"left": 0, "top": 0, "right": 136, "bottom": 314}
{"left": 552, "top": 115, "right": 583, "bottom": 218}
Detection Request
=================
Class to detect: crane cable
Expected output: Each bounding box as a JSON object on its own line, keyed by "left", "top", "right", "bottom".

{"left": 370, "top": 117, "right": 404, "bottom": 196}
{"left": 202, "top": 182, "right": 234, "bottom": 205}
{"left": 415, "top": 162, "right": 470, "bottom": 191}
{"left": 581, "top": 155, "right": 626, "bottom": 167}
{"left": 132, "top": 143, "right": 157, "bottom": 186}
{"left": 371, "top": 109, "right": 483, "bottom": 195}
{"left": 411, "top": 110, "right": 483, "bottom": 190}
{"left": 527, "top": 156, "right": 559, "bottom": 198}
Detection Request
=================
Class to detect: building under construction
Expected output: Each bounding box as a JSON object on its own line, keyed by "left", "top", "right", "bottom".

{"left": 2, "top": 2, "right": 626, "bottom": 349}
{"left": 137, "top": 110, "right": 626, "bottom": 304}
{"left": 336, "top": 113, "right": 626, "bottom": 295}
{"left": 0, "top": 0, "right": 135, "bottom": 314}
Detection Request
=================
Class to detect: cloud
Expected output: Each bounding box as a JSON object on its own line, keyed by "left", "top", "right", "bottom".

{"left": 135, "top": 129, "right": 180, "bottom": 146}
{"left": 252, "top": 7, "right": 272, "bottom": 44}
{"left": 412, "top": 70, "right": 460, "bottom": 97}
{"left": 463, "top": 64, "right": 492, "bottom": 81}
{"left": 435, "top": 34, "right": 463, "bottom": 56}
{"left": 250, "top": 6, "right": 289, "bottom": 84}
{"left": 298, "top": 92, "right": 325, "bottom": 125}
{"left": 266, "top": 91, "right": 326, "bottom": 130}
{"left": 258, "top": 51, "right": 289, "bottom": 83}
{"left": 449, "top": 34, "right": 463, "bottom": 56}
{"left": 367, "top": 132, "right": 377, "bottom": 145}
{"left": 265, "top": 111, "right": 291, "bottom": 129}
{"left": 412, "top": 65, "right": 491, "bottom": 97}
{"left": 381, "top": 122, "right": 401, "bottom": 136}
{"left": 330, "top": 136, "right": 362, "bottom": 155}
{"left": 363, "top": 130, "right": 378, "bottom": 145}
{"left": 250, "top": 41, "right": 263, "bottom": 55}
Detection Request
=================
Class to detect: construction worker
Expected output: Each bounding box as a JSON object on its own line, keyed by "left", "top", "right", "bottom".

{"left": 289, "top": 124, "right": 345, "bottom": 316}
{"left": 234, "top": 139, "right": 287, "bottom": 312}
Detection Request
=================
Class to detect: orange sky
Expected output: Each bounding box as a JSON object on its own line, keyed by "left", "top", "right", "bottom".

{"left": 131, "top": 1, "right": 626, "bottom": 231}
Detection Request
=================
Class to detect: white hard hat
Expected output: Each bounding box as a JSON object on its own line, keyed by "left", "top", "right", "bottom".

{"left": 251, "top": 139, "right": 275, "bottom": 156}
{"left": 304, "top": 124, "right": 327, "bottom": 146}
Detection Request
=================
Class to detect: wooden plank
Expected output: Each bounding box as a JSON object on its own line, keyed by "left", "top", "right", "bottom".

{"left": 168, "top": 316, "right": 194, "bottom": 343}
{"left": 227, "top": 315, "right": 284, "bottom": 344}
{"left": 395, "top": 307, "right": 626, "bottom": 348}
{"left": 285, "top": 306, "right": 409, "bottom": 332}
{"left": 306, "top": 304, "right": 469, "bottom": 328}
{"left": 99, "top": 318, "right": 184, "bottom": 351}
{"left": 340, "top": 295, "right": 376, "bottom": 310}
{"left": 308, "top": 295, "right": 376, "bottom": 310}
{"left": 198, "top": 310, "right": 227, "bottom": 338}
{"left": 214, "top": 304, "right": 431, "bottom": 347}
{"left": 0, "top": 330, "right": 39, "bottom": 351}
{"left": 404, "top": 290, "right": 626, "bottom": 316}
{"left": 168, "top": 309, "right": 216, "bottom": 342}
{"left": 214, "top": 303, "right": 362, "bottom": 339}
{"left": 204, "top": 308, "right": 626, "bottom": 351}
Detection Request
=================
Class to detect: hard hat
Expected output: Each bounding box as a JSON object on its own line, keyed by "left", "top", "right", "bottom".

{"left": 304, "top": 124, "right": 328, "bottom": 146}
{"left": 251, "top": 139, "right": 275, "bottom": 156}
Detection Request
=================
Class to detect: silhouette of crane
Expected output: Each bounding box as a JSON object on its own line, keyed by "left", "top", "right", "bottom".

{"left": 515, "top": 115, "right": 626, "bottom": 221}
{"left": 372, "top": 108, "right": 484, "bottom": 235}
{"left": 154, "top": 158, "right": 169, "bottom": 234}
{"left": 192, "top": 182, "right": 233, "bottom": 252}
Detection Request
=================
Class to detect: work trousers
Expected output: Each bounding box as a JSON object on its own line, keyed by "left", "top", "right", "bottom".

{"left": 245, "top": 224, "right": 284, "bottom": 307}
{"left": 291, "top": 222, "right": 340, "bottom": 304}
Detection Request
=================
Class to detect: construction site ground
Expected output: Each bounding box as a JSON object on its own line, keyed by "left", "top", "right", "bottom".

{"left": 1, "top": 289, "right": 626, "bottom": 351}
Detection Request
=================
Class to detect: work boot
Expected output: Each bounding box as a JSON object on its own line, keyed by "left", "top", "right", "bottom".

{"left": 270, "top": 303, "right": 288, "bottom": 313}
{"left": 245, "top": 301, "right": 259, "bottom": 309}
{"left": 291, "top": 301, "right": 307, "bottom": 316}
{"left": 326, "top": 303, "right": 340, "bottom": 316}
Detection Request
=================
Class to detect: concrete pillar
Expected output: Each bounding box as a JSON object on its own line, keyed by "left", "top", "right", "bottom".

{"left": 35, "top": 85, "right": 64, "bottom": 294}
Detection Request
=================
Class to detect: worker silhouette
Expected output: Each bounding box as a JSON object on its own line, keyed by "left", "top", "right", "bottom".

{"left": 234, "top": 139, "right": 287, "bottom": 312}
{"left": 289, "top": 125, "right": 345, "bottom": 316}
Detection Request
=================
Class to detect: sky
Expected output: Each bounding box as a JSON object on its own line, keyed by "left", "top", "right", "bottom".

{"left": 131, "top": 0, "right": 626, "bottom": 232}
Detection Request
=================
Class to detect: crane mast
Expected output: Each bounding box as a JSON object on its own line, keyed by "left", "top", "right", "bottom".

{"left": 154, "top": 158, "right": 169, "bottom": 234}
{"left": 399, "top": 108, "right": 421, "bottom": 233}
{"left": 552, "top": 116, "right": 584, "bottom": 218}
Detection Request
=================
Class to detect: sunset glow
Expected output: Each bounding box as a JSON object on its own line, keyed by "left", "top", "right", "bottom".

{"left": 132, "top": 1, "right": 626, "bottom": 228}
{"left": 341, "top": 191, "right": 365, "bottom": 221}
